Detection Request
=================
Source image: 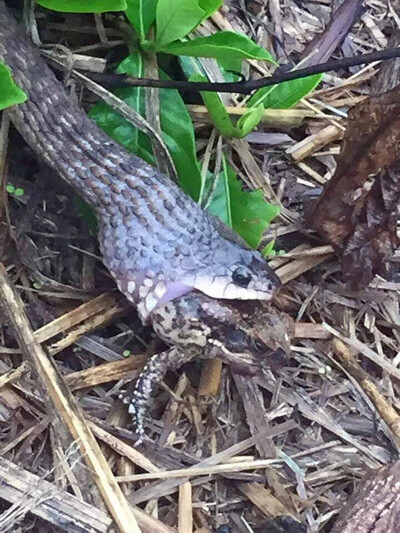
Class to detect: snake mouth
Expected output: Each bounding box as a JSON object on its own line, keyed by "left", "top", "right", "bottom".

{"left": 221, "top": 284, "right": 275, "bottom": 300}
{"left": 192, "top": 272, "right": 280, "bottom": 301}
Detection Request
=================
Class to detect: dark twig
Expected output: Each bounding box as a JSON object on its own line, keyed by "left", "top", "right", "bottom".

{"left": 81, "top": 47, "right": 400, "bottom": 94}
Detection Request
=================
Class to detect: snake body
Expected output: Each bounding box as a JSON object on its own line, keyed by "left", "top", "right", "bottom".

{"left": 0, "top": 3, "right": 284, "bottom": 438}
{"left": 0, "top": 3, "right": 280, "bottom": 323}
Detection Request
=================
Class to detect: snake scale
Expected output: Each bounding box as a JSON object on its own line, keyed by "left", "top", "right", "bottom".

{"left": 0, "top": 3, "right": 282, "bottom": 438}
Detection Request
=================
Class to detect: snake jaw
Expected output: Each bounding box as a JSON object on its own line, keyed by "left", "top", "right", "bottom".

{"left": 191, "top": 252, "right": 281, "bottom": 302}
{"left": 192, "top": 268, "right": 280, "bottom": 302}
{"left": 112, "top": 262, "right": 280, "bottom": 324}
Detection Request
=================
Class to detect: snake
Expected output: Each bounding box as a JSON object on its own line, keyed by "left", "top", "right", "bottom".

{"left": 0, "top": 2, "right": 280, "bottom": 323}
{"left": 0, "top": 3, "right": 283, "bottom": 438}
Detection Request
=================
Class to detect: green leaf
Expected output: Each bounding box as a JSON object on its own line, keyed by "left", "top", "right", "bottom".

{"left": 208, "top": 166, "right": 231, "bottom": 227}
{"left": 0, "top": 63, "right": 27, "bottom": 111}
{"left": 179, "top": 54, "right": 239, "bottom": 83}
{"left": 198, "top": 0, "right": 222, "bottom": 21}
{"left": 191, "top": 75, "right": 263, "bottom": 140}
{"left": 249, "top": 73, "right": 323, "bottom": 109}
{"left": 6, "top": 184, "right": 15, "bottom": 194}
{"left": 190, "top": 74, "right": 238, "bottom": 138}
{"left": 90, "top": 53, "right": 202, "bottom": 200}
{"left": 236, "top": 104, "right": 264, "bottom": 138}
{"left": 125, "top": 0, "right": 157, "bottom": 42}
{"left": 156, "top": 0, "right": 204, "bottom": 48}
{"left": 157, "top": 81, "right": 202, "bottom": 199}
{"left": 89, "top": 53, "right": 152, "bottom": 161}
{"left": 207, "top": 158, "right": 280, "bottom": 247}
{"left": 161, "top": 31, "right": 277, "bottom": 71}
{"left": 178, "top": 55, "right": 206, "bottom": 80}
{"left": 154, "top": 0, "right": 222, "bottom": 48}
{"left": 14, "top": 188, "right": 25, "bottom": 197}
{"left": 35, "top": 0, "right": 126, "bottom": 12}
{"left": 262, "top": 239, "right": 275, "bottom": 257}
{"left": 200, "top": 90, "right": 237, "bottom": 136}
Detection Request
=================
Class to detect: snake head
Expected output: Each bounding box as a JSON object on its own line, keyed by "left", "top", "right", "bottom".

{"left": 190, "top": 216, "right": 282, "bottom": 302}
{"left": 191, "top": 253, "right": 281, "bottom": 303}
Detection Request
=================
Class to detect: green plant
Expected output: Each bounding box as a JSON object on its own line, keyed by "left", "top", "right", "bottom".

{"left": 6, "top": 183, "right": 25, "bottom": 197}
{"left": 262, "top": 240, "right": 286, "bottom": 258}
{"left": 89, "top": 0, "right": 290, "bottom": 247}
{"left": 0, "top": 63, "right": 27, "bottom": 110}
{"left": 0, "top": 0, "right": 324, "bottom": 248}
{"left": 36, "top": 0, "right": 127, "bottom": 13}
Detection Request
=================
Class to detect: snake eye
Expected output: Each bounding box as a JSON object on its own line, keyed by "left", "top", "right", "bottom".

{"left": 232, "top": 267, "right": 252, "bottom": 288}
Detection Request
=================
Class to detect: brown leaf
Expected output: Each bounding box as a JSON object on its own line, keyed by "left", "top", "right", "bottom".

{"left": 310, "top": 85, "right": 400, "bottom": 287}
{"left": 341, "top": 163, "right": 400, "bottom": 287}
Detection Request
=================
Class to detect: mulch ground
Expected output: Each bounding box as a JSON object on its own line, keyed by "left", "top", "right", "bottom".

{"left": 0, "top": 1, "right": 399, "bottom": 532}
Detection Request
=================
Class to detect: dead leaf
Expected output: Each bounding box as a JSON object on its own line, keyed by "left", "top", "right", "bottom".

{"left": 341, "top": 163, "right": 400, "bottom": 287}
{"left": 310, "top": 85, "right": 400, "bottom": 287}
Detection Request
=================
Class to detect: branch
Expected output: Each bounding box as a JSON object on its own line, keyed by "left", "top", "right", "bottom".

{"left": 83, "top": 47, "right": 400, "bottom": 94}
